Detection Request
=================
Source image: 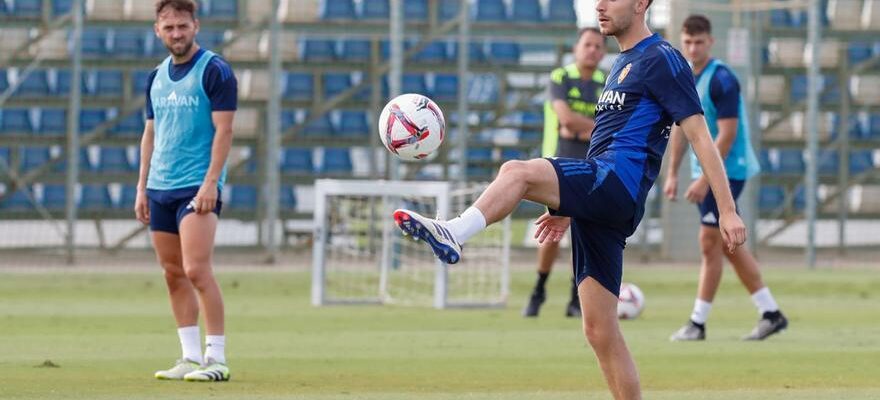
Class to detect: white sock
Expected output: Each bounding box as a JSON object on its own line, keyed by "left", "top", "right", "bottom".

{"left": 177, "top": 326, "right": 202, "bottom": 363}
{"left": 750, "top": 287, "right": 779, "bottom": 314}
{"left": 204, "top": 335, "right": 226, "bottom": 364}
{"left": 445, "top": 207, "right": 486, "bottom": 243}
{"left": 690, "top": 299, "right": 713, "bottom": 325}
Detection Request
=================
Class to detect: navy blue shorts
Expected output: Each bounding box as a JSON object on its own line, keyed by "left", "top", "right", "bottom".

{"left": 697, "top": 179, "right": 744, "bottom": 227}
{"left": 547, "top": 157, "right": 638, "bottom": 297}
{"left": 146, "top": 186, "right": 222, "bottom": 234}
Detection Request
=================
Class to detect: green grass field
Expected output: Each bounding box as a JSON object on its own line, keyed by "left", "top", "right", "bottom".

{"left": 1, "top": 266, "right": 879, "bottom": 399}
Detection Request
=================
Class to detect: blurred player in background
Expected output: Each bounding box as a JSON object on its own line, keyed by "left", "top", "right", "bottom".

{"left": 665, "top": 14, "right": 788, "bottom": 342}
{"left": 393, "top": 0, "right": 749, "bottom": 397}
{"left": 524, "top": 27, "right": 607, "bottom": 318}
{"left": 134, "top": 0, "right": 237, "bottom": 382}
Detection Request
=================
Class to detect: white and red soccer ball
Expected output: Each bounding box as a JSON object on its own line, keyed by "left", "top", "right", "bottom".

{"left": 378, "top": 93, "right": 446, "bottom": 160}
{"left": 617, "top": 282, "right": 645, "bottom": 320}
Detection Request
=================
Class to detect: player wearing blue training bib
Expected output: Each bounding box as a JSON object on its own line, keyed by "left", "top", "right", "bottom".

{"left": 134, "top": 0, "right": 236, "bottom": 382}
{"left": 392, "top": 1, "right": 748, "bottom": 397}
{"left": 665, "top": 15, "right": 788, "bottom": 343}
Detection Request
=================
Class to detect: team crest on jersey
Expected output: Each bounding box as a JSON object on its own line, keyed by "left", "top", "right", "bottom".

{"left": 618, "top": 63, "right": 632, "bottom": 84}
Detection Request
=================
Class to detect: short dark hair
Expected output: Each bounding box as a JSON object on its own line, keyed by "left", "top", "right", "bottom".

{"left": 156, "top": 0, "right": 197, "bottom": 19}
{"left": 577, "top": 27, "right": 606, "bottom": 46}
{"left": 682, "top": 14, "right": 712, "bottom": 35}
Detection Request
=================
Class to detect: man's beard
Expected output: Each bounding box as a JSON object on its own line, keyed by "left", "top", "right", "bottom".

{"left": 165, "top": 39, "right": 193, "bottom": 57}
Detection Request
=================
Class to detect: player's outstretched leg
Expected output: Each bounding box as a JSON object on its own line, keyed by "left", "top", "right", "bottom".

{"left": 394, "top": 159, "right": 560, "bottom": 264}
{"left": 725, "top": 246, "right": 788, "bottom": 340}
{"left": 580, "top": 277, "right": 641, "bottom": 399}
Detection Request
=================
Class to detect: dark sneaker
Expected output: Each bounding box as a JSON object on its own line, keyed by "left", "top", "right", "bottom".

{"left": 565, "top": 301, "right": 581, "bottom": 318}
{"left": 522, "top": 291, "right": 545, "bottom": 317}
{"left": 670, "top": 320, "right": 706, "bottom": 341}
{"left": 743, "top": 311, "right": 788, "bottom": 341}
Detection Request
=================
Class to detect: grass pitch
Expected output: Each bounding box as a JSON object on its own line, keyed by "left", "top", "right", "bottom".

{"left": 1, "top": 266, "right": 879, "bottom": 399}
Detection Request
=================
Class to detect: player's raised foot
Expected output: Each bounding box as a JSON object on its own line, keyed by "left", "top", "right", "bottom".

{"left": 522, "top": 290, "right": 546, "bottom": 317}
{"left": 154, "top": 358, "right": 200, "bottom": 380}
{"left": 183, "top": 358, "right": 230, "bottom": 382}
{"left": 670, "top": 320, "right": 706, "bottom": 341}
{"left": 565, "top": 300, "right": 581, "bottom": 318}
{"left": 393, "top": 209, "right": 462, "bottom": 264}
{"left": 743, "top": 310, "right": 788, "bottom": 341}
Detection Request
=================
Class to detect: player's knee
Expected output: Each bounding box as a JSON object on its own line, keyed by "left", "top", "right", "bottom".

{"left": 183, "top": 264, "right": 213, "bottom": 288}
{"left": 699, "top": 229, "right": 722, "bottom": 255}
{"left": 582, "top": 316, "right": 614, "bottom": 348}
{"left": 498, "top": 160, "right": 530, "bottom": 181}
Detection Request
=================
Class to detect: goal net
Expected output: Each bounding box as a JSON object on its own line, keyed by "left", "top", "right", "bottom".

{"left": 311, "top": 179, "right": 510, "bottom": 308}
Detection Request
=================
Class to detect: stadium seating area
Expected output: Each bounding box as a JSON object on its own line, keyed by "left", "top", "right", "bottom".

{"left": 1, "top": 0, "right": 879, "bottom": 224}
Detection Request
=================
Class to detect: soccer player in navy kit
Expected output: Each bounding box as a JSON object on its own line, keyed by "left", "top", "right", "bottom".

{"left": 665, "top": 15, "right": 787, "bottom": 342}
{"left": 393, "top": 0, "right": 746, "bottom": 397}
{"left": 134, "top": 0, "right": 237, "bottom": 382}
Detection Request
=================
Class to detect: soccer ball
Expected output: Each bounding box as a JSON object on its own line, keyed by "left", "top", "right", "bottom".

{"left": 617, "top": 282, "right": 645, "bottom": 320}
{"left": 378, "top": 93, "right": 446, "bottom": 160}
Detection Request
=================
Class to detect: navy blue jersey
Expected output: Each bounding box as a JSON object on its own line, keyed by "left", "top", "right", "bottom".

{"left": 695, "top": 59, "right": 740, "bottom": 119}
{"left": 145, "top": 48, "right": 237, "bottom": 119}
{"left": 588, "top": 33, "right": 703, "bottom": 204}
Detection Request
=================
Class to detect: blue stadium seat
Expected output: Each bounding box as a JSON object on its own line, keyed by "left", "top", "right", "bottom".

{"left": 94, "top": 70, "right": 123, "bottom": 97}
{"left": 322, "top": 73, "right": 352, "bottom": 98}
{"left": 338, "top": 111, "right": 369, "bottom": 137}
{"left": 55, "top": 69, "right": 88, "bottom": 95}
{"left": 302, "top": 113, "right": 336, "bottom": 137}
{"left": 36, "top": 108, "right": 66, "bottom": 135}
{"left": 196, "top": 30, "right": 226, "bottom": 51}
{"left": 0, "top": 0, "right": 8, "bottom": 14}
{"left": 117, "top": 185, "right": 137, "bottom": 209}
{"left": 228, "top": 185, "right": 258, "bottom": 210}
{"left": 321, "top": 148, "right": 353, "bottom": 173}
{"left": 0, "top": 109, "right": 34, "bottom": 133}
{"left": 818, "top": 150, "right": 839, "bottom": 175}
{"left": 362, "top": 0, "right": 390, "bottom": 19}
{"left": 449, "top": 42, "right": 487, "bottom": 63}
{"left": 439, "top": 0, "right": 460, "bottom": 20}
{"left": 340, "top": 40, "right": 372, "bottom": 61}
{"left": 42, "top": 184, "right": 67, "bottom": 210}
{"left": 489, "top": 42, "right": 520, "bottom": 64}
{"left": 829, "top": 113, "right": 864, "bottom": 140}
{"left": 98, "top": 147, "right": 133, "bottom": 172}
{"left": 867, "top": 114, "right": 880, "bottom": 140}
{"left": 769, "top": 9, "right": 791, "bottom": 27}
{"left": 52, "top": 148, "right": 93, "bottom": 172}
{"left": 468, "top": 147, "right": 493, "bottom": 161}
{"left": 0, "top": 70, "right": 8, "bottom": 93}
{"left": 758, "top": 185, "right": 786, "bottom": 213}
{"left": 132, "top": 70, "right": 154, "bottom": 95}
{"left": 433, "top": 74, "right": 458, "bottom": 101}
{"left": 14, "top": 70, "right": 51, "bottom": 97}
{"left": 301, "top": 39, "right": 337, "bottom": 61}
{"left": 80, "top": 28, "right": 109, "bottom": 56}
{"left": 821, "top": 75, "right": 840, "bottom": 105}
{"left": 12, "top": 0, "right": 42, "bottom": 17}
{"left": 280, "top": 185, "right": 297, "bottom": 210}
{"left": 113, "top": 29, "right": 150, "bottom": 58}
{"left": 111, "top": 112, "right": 145, "bottom": 136}
{"left": 281, "top": 110, "right": 298, "bottom": 132}
{"left": 0, "top": 187, "right": 34, "bottom": 211}
{"left": 319, "top": 0, "right": 356, "bottom": 19}
{"left": 849, "top": 150, "right": 875, "bottom": 174}
{"left": 79, "top": 184, "right": 113, "bottom": 210}
{"left": 404, "top": 0, "right": 428, "bottom": 20}
{"left": 777, "top": 149, "right": 805, "bottom": 174}
{"left": 501, "top": 148, "right": 527, "bottom": 160}
{"left": 511, "top": 0, "right": 542, "bottom": 22}
{"left": 401, "top": 73, "right": 429, "bottom": 95}
{"left": 759, "top": 149, "right": 774, "bottom": 173}
{"left": 281, "top": 147, "right": 314, "bottom": 173}
{"left": 474, "top": 0, "right": 507, "bottom": 21}
{"left": 20, "top": 147, "right": 51, "bottom": 173}
{"left": 520, "top": 111, "right": 543, "bottom": 126}
{"left": 284, "top": 73, "right": 314, "bottom": 101}
{"left": 51, "top": 0, "right": 75, "bottom": 16}
{"left": 413, "top": 41, "right": 448, "bottom": 62}
{"left": 204, "top": 0, "right": 237, "bottom": 18}
{"left": 547, "top": 0, "right": 576, "bottom": 23}
{"left": 848, "top": 42, "right": 874, "bottom": 65}
{"left": 793, "top": 185, "right": 808, "bottom": 211}
{"left": 790, "top": 75, "right": 808, "bottom": 103}
{"left": 79, "top": 109, "right": 107, "bottom": 133}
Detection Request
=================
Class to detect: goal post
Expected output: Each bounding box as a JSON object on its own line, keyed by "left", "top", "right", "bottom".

{"left": 311, "top": 179, "right": 510, "bottom": 309}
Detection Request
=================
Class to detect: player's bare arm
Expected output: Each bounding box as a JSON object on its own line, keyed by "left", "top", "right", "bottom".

{"left": 135, "top": 120, "right": 155, "bottom": 224}
{"left": 678, "top": 114, "right": 746, "bottom": 252}
{"left": 193, "top": 111, "right": 234, "bottom": 214}
{"left": 553, "top": 100, "right": 596, "bottom": 140}
{"left": 684, "top": 117, "right": 738, "bottom": 203}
